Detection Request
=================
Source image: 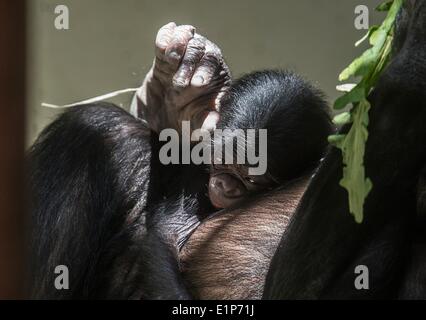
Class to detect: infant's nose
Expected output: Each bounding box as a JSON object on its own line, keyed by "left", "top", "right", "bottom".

{"left": 211, "top": 175, "right": 244, "bottom": 197}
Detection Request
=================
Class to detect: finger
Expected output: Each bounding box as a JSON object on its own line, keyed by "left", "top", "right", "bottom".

{"left": 191, "top": 54, "right": 219, "bottom": 87}
{"left": 191, "top": 35, "right": 227, "bottom": 87}
{"left": 215, "top": 90, "right": 228, "bottom": 112}
{"left": 173, "top": 36, "right": 206, "bottom": 88}
{"left": 165, "top": 25, "right": 195, "bottom": 65}
{"left": 155, "top": 22, "right": 176, "bottom": 59}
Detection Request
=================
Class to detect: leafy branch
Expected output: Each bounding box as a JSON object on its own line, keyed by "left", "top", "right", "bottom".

{"left": 329, "top": 0, "right": 403, "bottom": 223}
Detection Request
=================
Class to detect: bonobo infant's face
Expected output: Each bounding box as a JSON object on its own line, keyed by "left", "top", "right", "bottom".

{"left": 208, "top": 164, "right": 276, "bottom": 209}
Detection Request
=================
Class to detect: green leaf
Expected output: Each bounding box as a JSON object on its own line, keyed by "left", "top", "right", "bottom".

{"left": 333, "top": 112, "right": 352, "bottom": 126}
{"left": 329, "top": 0, "right": 403, "bottom": 223}
{"left": 336, "top": 83, "right": 357, "bottom": 92}
{"left": 381, "top": 0, "right": 404, "bottom": 31}
{"left": 338, "top": 53, "right": 373, "bottom": 81}
{"left": 376, "top": 1, "right": 393, "bottom": 12}
{"left": 355, "top": 26, "right": 379, "bottom": 47}
{"left": 339, "top": 0, "right": 402, "bottom": 81}
{"left": 339, "top": 37, "right": 386, "bottom": 81}
{"left": 369, "top": 28, "right": 387, "bottom": 46}
{"left": 335, "top": 100, "right": 373, "bottom": 223}
{"left": 328, "top": 134, "right": 346, "bottom": 147}
{"left": 334, "top": 84, "right": 366, "bottom": 109}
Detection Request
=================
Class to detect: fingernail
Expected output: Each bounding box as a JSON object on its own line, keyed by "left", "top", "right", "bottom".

{"left": 168, "top": 50, "right": 181, "bottom": 61}
{"left": 174, "top": 74, "right": 189, "bottom": 87}
{"left": 192, "top": 75, "right": 204, "bottom": 86}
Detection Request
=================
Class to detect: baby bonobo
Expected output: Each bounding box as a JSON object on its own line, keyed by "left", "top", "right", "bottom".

{"left": 130, "top": 23, "right": 332, "bottom": 211}
{"left": 208, "top": 70, "right": 333, "bottom": 209}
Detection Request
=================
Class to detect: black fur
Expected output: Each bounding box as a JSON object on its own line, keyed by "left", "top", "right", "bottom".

{"left": 28, "top": 1, "right": 426, "bottom": 300}
{"left": 28, "top": 104, "right": 151, "bottom": 298}
{"left": 263, "top": 0, "right": 426, "bottom": 299}
{"left": 218, "top": 70, "right": 332, "bottom": 182}
{"left": 28, "top": 104, "right": 204, "bottom": 298}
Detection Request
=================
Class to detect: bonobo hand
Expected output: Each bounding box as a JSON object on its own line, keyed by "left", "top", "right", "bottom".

{"left": 132, "top": 22, "right": 231, "bottom": 134}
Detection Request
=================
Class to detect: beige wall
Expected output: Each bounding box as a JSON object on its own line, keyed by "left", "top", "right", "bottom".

{"left": 27, "top": 0, "right": 383, "bottom": 144}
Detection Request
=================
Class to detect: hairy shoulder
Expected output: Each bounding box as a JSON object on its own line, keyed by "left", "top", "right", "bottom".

{"left": 180, "top": 176, "right": 309, "bottom": 299}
